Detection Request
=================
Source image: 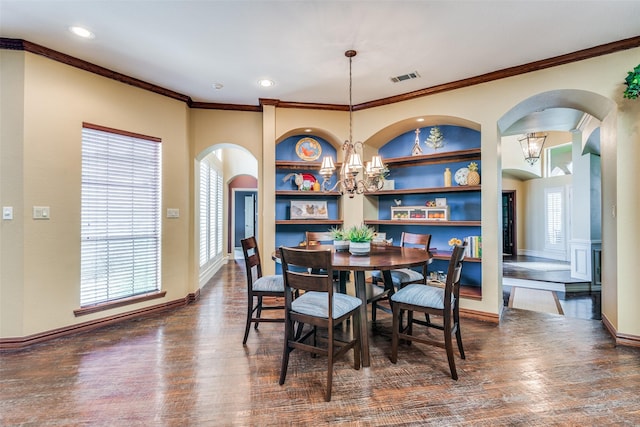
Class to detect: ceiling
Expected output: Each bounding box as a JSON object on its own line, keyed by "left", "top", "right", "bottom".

{"left": 2, "top": 0, "right": 639, "bottom": 111}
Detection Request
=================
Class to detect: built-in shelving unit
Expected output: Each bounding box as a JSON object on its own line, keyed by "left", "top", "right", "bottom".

{"left": 275, "top": 135, "right": 341, "bottom": 250}
{"left": 273, "top": 127, "right": 482, "bottom": 295}
{"left": 365, "top": 220, "right": 481, "bottom": 227}
{"left": 365, "top": 125, "right": 483, "bottom": 294}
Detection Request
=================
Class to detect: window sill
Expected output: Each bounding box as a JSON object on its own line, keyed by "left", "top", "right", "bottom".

{"left": 74, "top": 291, "right": 167, "bottom": 317}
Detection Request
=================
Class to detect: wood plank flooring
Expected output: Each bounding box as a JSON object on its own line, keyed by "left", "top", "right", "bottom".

{"left": 1, "top": 259, "right": 639, "bottom": 425}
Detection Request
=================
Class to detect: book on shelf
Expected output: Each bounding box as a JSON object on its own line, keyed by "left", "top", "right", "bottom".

{"left": 463, "top": 236, "right": 482, "bottom": 258}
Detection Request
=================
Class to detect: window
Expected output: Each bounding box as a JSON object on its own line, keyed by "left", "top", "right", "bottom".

{"left": 199, "top": 151, "right": 224, "bottom": 269}
{"left": 544, "top": 187, "right": 565, "bottom": 251}
{"left": 545, "top": 142, "right": 573, "bottom": 177}
{"left": 80, "top": 123, "right": 161, "bottom": 307}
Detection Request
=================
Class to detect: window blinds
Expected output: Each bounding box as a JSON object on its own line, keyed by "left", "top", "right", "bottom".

{"left": 545, "top": 188, "right": 564, "bottom": 247}
{"left": 80, "top": 125, "right": 161, "bottom": 306}
{"left": 198, "top": 155, "right": 223, "bottom": 268}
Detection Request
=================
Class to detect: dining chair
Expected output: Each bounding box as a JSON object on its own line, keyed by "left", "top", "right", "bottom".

{"left": 305, "top": 231, "right": 333, "bottom": 246}
{"left": 279, "top": 246, "right": 362, "bottom": 402}
{"left": 390, "top": 243, "right": 466, "bottom": 380}
{"left": 305, "top": 231, "right": 347, "bottom": 293}
{"left": 369, "top": 232, "right": 432, "bottom": 320}
{"left": 240, "top": 236, "right": 285, "bottom": 345}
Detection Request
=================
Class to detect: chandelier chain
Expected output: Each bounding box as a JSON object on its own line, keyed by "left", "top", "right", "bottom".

{"left": 318, "top": 49, "right": 386, "bottom": 197}
{"left": 349, "top": 53, "right": 353, "bottom": 145}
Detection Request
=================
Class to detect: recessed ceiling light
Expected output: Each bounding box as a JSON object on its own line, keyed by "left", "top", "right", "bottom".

{"left": 69, "top": 26, "right": 95, "bottom": 39}
{"left": 213, "top": 83, "right": 224, "bottom": 90}
{"left": 258, "top": 79, "right": 275, "bottom": 88}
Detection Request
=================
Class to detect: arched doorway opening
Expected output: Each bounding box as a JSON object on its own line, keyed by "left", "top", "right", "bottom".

{"left": 498, "top": 89, "right": 615, "bottom": 320}
{"left": 196, "top": 143, "right": 258, "bottom": 286}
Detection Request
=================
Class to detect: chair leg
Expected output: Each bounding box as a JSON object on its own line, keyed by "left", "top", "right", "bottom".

{"left": 456, "top": 325, "right": 465, "bottom": 360}
{"left": 390, "top": 304, "right": 400, "bottom": 363}
{"left": 444, "top": 318, "right": 458, "bottom": 380}
{"left": 254, "top": 296, "right": 263, "bottom": 329}
{"left": 454, "top": 308, "right": 465, "bottom": 359}
{"left": 243, "top": 295, "right": 253, "bottom": 345}
{"left": 406, "top": 311, "right": 414, "bottom": 346}
{"left": 371, "top": 302, "right": 377, "bottom": 322}
{"left": 294, "top": 321, "right": 304, "bottom": 341}
{"left": 279, "top": 318, "right": 293, "bottom": 386}
{"left": 325, "top": 322, "right": 334, "bottom": 402}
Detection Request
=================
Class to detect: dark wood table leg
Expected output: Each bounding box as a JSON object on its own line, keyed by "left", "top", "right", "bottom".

{"left": 338, "top": 271, "right": 347, "bottom": 294}
{"left": 353, "top": 270, "right": 370, "bottom": 367}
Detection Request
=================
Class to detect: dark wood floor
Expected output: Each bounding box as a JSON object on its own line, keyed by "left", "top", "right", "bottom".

{"left": 1, "top": 259, "right": 638, "bottom": 425}
{"left": 503, "top": 255, "right": 602, "bottom": 321}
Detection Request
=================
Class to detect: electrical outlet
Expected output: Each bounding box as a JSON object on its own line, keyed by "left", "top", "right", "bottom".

{"left": 33, "top": 206, "right": 50, "bottom": 220}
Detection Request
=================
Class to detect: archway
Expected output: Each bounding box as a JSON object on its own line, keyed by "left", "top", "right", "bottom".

{"left": 195, "top": 143, "right": 258, "bottom": 286}
{"left": 497, "top": 89, "right": 616, "bottom": 319}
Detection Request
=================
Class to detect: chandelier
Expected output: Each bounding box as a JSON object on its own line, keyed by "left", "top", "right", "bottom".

{"left": 518, "top": 132, "right": 547, "bottom": 165}
{"left": 319, "top": 50, "right": 386, "bottom": 198}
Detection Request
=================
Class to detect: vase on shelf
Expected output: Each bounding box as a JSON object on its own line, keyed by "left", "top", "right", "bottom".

{"left": 444, "top": 167, "right": 452, "bottom": 187}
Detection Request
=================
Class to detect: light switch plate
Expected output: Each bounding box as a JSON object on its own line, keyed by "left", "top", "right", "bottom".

{"left": 33, "top": 206, "right": 50, "bottom": 220}
{"left": 167, "top": 208, "right": 180, "bottom": 218}
{"left": 2, "top": 206, "right": 13, "bottom": 220}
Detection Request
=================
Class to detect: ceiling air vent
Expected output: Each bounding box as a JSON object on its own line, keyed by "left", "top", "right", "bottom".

{"left": 390, "top": 71, "right": 421, "bottom": 83}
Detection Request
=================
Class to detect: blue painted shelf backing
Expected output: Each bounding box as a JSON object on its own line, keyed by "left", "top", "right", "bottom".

{"left": 276, "top": 135, "right": 337, "bottom": 162}
{"left": 379, "top": 125, "right": 480, "bottom": 158}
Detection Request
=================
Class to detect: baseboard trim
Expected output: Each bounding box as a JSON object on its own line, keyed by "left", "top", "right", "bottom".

{"left": 460, "top": 307, "right": 500, "bottom": 324}
{"left": 601, "top": 312, "right": 640, "bottom": 348}
{"left": 0, "top": 289, "right": 201, "bottom": 351}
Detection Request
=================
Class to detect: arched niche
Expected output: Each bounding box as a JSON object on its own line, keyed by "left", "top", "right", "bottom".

{"left": 365, "top": 115, "right": 481, "bottom": 149}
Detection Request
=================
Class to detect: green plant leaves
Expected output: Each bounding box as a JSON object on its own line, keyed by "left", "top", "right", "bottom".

{"left": 623, "top": 64, "right": 640, "bottom": 99}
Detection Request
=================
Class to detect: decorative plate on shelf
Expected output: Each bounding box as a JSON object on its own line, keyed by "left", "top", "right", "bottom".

{"left": 454, "top": 167, "right": 469, "bottom": 186}
{"left": 295, "top": 137, "right": 322, "bottom": 161}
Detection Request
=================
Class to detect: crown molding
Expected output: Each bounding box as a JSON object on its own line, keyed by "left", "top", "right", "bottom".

{"left": 3, "top": 35, "right": 640, "bottom": 112}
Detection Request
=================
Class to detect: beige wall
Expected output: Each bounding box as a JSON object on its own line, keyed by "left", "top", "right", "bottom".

{"left": 0, "top": 50, "right": 26, "bottom": 336}
{"left": 1, "top": 51, "right": 191, "bottom": 337}
{"left": 2, "top": 45, "right": 640, "bottom": 342}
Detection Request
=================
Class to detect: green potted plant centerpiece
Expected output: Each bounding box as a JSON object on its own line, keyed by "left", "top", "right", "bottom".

{"left": 329, "top": 226, "right": 349, "bottom": 251}
{"left": 346, "top": 224, "right": 375, "bottom": 256}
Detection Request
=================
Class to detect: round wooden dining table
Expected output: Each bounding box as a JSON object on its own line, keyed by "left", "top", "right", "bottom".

{"left": 274, "top": 244, "right": 432, "bottom": 367}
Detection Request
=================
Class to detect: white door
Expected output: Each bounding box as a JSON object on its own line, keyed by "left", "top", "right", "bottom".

{"left": 244, "top": 194, "right": 255, "bottom": 238}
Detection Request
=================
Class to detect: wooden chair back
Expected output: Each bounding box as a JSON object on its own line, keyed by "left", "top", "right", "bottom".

{"left": 444, "top": 243, "right": 466, "bottom": 309}
{"left": 305, "top": 231, "right": 333, "bottom": 247}
{"left": 241, "top": 236, "right": 263, "bottom": 285}
{"left": 280, "top": 246, "right": 333, "bottom": 295}
{"left": 400, "top": 232, "right": 431, "bottom": 251}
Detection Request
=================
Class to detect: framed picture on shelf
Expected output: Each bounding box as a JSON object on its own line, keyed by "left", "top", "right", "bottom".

{"left": 290, "top": 200, "right": 328, "bottom": 219}
{"left": 435, "top": 197, "right": 447, "bottom": 207}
